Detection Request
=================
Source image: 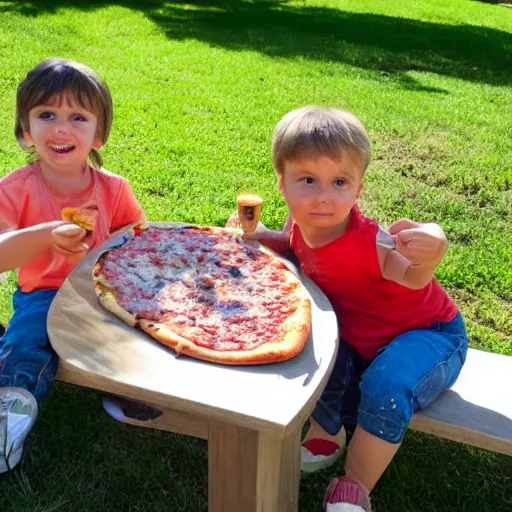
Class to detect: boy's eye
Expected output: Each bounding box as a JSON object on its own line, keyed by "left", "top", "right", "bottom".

{"left": 39, "top": 111, "right": 54, "bottom": 120}
{"left": 334, "top": 179, "right": 345, "bottom": 187}
{"left": 302, "top": 177, "right": 314, "bottom": 184}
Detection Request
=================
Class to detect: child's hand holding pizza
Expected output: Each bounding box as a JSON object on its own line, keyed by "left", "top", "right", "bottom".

{"left": 51, "top": 223, "right": 90, "bottom": 258}
{"left": 52, "top": 205, "right": 98, "bottom": 260}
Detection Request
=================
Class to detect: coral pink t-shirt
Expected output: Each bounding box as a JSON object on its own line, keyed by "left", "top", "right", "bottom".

{"left": 290, "top": 206, "right": 458, "bottom": 360}
{"left": 0, "top": 162, "right": 143, "bottom": 292}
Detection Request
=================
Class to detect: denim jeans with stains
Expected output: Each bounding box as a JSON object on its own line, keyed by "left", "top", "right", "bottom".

{"left": 0, "top": 288, "right": 59, "bottom": 403}
{"left": 312, "top": 312, "right": 468, "bottom": 444}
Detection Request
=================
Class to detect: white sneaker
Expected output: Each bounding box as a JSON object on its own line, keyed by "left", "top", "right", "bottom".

{"left": 0, "top": 387, "right": 38, "bottom": 473}
{"left": 326, "top": 504, "right": 366, "bottom": 512}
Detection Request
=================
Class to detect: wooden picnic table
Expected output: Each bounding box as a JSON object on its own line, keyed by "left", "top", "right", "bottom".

{"left": 47, "top": 225, "right": 339, "bottom": 512}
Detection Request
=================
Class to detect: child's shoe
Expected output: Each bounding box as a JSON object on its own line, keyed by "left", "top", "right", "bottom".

{"left": 301, "top": 438, "right": 342, "bottom": 473}
{"left": 102, "top": 394, "right": 162, "bottom": 423}
{"left": 323, "top": 477, "right": 372, "bottom": 512}
{"left": 0, "top": 387, "right": 38, "bottom": 473}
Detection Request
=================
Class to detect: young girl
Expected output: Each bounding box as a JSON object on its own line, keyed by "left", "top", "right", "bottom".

{"left": 0, "top": 58, "right": 145, "bottom": 472}
{"left": 247, "top": 106, "right": 468, "bottom": 512}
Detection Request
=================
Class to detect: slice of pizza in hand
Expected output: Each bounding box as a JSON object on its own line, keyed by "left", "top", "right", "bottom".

{"left": 62, "top": 206, "right": 98, "bottom": 232}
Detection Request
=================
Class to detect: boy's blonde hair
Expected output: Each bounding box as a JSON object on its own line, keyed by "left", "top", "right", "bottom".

{"left": 14, "top": 58, "right": 113, "bottom": 169}
{"left": 272, "top": 106, "right": 371, "bottom": 175}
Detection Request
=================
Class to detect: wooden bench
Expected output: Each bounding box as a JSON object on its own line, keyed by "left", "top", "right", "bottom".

{"left": 410, "top": 347, "right": 512, "bottom": 456}
{"left": 54, "top": 346, "right": 512, "bottom": 457}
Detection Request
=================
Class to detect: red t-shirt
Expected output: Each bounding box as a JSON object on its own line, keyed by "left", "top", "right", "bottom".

{"left": 290, "top": 206, "right": 458, "bottom": 360}
{"left": 0, "top": 162, "right": 143, "bottom": 292}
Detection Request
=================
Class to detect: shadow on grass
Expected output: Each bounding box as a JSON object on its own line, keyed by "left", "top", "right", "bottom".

{"left": 474, "top": 0, "right": 512, "bottom": 5}
{"left": 1, "top": 0, "right": 511, "bottom": 88}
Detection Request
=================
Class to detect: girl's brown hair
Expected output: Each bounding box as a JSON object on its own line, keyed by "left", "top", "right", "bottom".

{"left": 15, "top": 58, "right": 113, "bottom": 168}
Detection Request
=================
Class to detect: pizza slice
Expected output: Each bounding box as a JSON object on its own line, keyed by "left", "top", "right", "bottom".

{"left": 62, "top": 206, "right": 98, "bottom": 232}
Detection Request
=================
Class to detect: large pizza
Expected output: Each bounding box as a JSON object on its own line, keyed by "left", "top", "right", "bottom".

{"left": 92, "top": 224, "right": 311, "bottom": 365}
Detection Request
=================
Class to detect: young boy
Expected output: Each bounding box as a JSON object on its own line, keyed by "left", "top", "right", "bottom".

{"left": 247, "top": 106, "right": 468, "bottom": 512}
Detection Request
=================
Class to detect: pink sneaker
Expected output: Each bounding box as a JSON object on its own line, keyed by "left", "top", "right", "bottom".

{"left": 324, "top": 477, "right": 372, "bottom": 512}
{"left": 301, "top": 438, "right": 341, "bottom": 473}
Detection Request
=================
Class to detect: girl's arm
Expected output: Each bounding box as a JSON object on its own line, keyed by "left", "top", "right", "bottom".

{"left": 0, "top": 222, "right": 89, "bottom": 273}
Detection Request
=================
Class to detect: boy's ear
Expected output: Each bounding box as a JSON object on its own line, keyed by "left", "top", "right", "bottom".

{"left": 93, "top": 138, "right": 103, "bottom": 149}
{"left": 355, "top": 182, "right": 364, "bottom": 200}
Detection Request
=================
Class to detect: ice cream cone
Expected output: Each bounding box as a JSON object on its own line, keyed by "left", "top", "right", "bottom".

{"left": 237, "top": 194, "right": 263, "bottom": 234}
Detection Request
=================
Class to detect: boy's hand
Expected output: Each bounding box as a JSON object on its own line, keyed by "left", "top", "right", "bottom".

{"left": 388, "top": 218, "right": 447, "bottom": 268}
{"left": 242, "top": 225, "right": 291, "bottom": 255}
{"left": 243, "top": 224, "right": 278, "bottom": 245}
{"left": 52, "top": 224, "right": 90, "bottom": 258}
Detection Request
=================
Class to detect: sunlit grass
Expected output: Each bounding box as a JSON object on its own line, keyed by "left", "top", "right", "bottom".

{"left": 0, "top": 1, "right": 511, "bottom": 511}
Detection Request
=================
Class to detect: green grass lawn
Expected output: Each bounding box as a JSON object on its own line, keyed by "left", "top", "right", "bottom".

{"left": 0, "top": 0, "right": 511, "bottom": 510}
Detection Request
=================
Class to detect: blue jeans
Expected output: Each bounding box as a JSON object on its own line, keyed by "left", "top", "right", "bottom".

{"left": 312, "top": 312, "right": 468, "bottom": 443}
{"left": 0, "top": 288, "right": 58, "bottom": 403}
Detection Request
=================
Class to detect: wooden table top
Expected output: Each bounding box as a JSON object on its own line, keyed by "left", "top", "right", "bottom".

{"left": 48, "top": 225, "right": 339, "bottom": 437}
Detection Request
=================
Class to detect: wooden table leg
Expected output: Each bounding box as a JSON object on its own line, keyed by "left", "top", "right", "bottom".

{"left": 208, "top": 421, "right": 301, "bottom": 512}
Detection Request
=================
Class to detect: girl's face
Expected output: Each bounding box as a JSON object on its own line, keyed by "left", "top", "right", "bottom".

{"left": 23, "top": 94, "right": 102, "bottom": 176}
{"left": 278, "top": 153, "right": 364, "bottom": 247}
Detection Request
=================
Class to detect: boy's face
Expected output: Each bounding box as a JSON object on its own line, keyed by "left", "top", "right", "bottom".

{"left": 278, "top": 153, "right": 363, "bottom": 241}
{"left": 23, "top": 94, "right": 102, "bottom": 175}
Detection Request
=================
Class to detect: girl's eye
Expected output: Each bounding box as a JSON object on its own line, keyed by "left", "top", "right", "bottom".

{"left": 39, "top": 111, "right": 54, "bottom": 120}
{"left": 302, "top": 177, "right": 314, "bottom": 184}
{"left": 334, "top": 179, "right": 345, "bottom": 187}
{"left": 72, "top": 115, "right": 87, "bottom": 122}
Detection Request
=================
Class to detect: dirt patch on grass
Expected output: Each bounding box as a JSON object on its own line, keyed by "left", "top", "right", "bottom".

{"left": 449, "top": 288, "right": 512, "bottom": 337}
{"left": 372, "top": 131, "right": 451, "bottom": 187}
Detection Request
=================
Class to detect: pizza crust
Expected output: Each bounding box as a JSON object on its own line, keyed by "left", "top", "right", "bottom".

{"left": 139, "top": 293, "right": 310, "bottom": 365}
{"left": 93, "top": 263, "right": 138, "bottom": 326}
